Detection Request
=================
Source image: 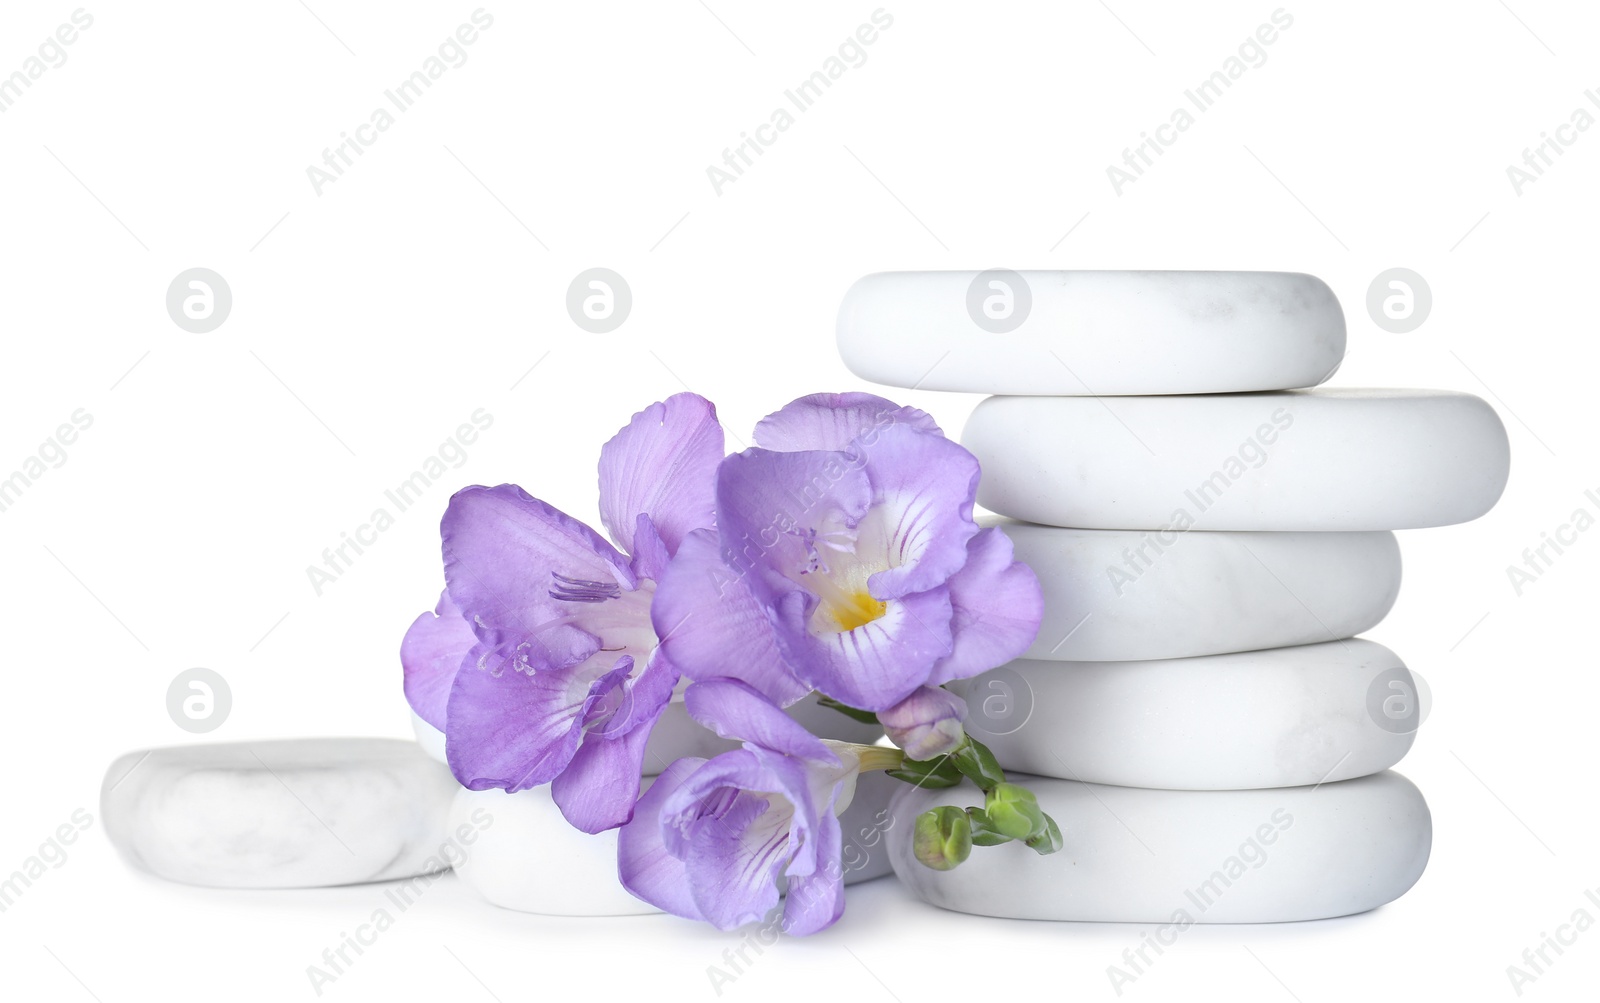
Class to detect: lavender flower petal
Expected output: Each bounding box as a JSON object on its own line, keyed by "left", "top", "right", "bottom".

{"left": 753, "top": 392, "right": 941, "bottom": 452}
{"left": 598, "top": 393, "right": 723, "bottom": 556}
{"left": 399, "top": 590, "right": 474, "bottom": 731}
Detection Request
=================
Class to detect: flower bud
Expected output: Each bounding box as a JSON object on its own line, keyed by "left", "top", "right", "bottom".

{"left": 1026, "top": 813, "right": 1064, "bottom": 855}
{"left": 913, "top": 806, "right": 972, "bottom": 871}
{"left": 985, "top": 782, "right": 1046, "bottom": 841}
{"left": 880, "top": 686, "right": 967, "bottom": 761}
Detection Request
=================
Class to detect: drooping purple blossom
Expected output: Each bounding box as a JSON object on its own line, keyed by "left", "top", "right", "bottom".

{"left": 617, "top": 679, "right": 867, "bottom": 934}
{"left": 400, "top": 393, "right": 724, "bottom": 833}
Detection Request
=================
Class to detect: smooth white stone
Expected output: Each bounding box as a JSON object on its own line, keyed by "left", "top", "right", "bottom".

{"left": 102, "top": 739, "right": 460, "bottom": 889}
{"left": 837, "top": 270, "right": 1344, "bottom": 395}
{"left": 957, "top": 640, "right": 1416, "bottom": 790}
{"left": 964, "top": 389, "right": 1509, "bottom": 530}
{"left": 410, "top": 710, "right": 448, "bottom": 765}
{"left": 410, "top": 692, "right": 882, "bottom": 777}
{"left": 889, "top": 771, "right": 1430, "bottom": 922}
{"left": 991, "top": 518, "right": 1401, "bottom": 661}
{"left": 450, "top": 768, "right": 899, "bottom": 916}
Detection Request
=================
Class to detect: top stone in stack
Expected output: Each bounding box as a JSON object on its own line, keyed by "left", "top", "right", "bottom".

{"left": 838, "top": 270, "right": 1511, "bottom": 532}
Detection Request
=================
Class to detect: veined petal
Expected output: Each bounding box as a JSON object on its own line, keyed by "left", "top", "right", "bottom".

{"left": 771, "top": 586, "right": 954, "bottom": 711}
{"left": 444, "top": 651, "right": 630, "bottom": 792}
{"left": 927, "top": 527, "right": 1044, "bottom": 686}
{"left": 780, "top": 808, "right": 846, "bottom": 935}
{"left": 551, "top": 718, "right": 655, "bottom": 833}
{"left": 443, "top": 484, "right": 635, "bottom": 658}
{"left": 652, "top": 529, "right": 811, "bottom": 707}
{"left": 598, "top": 393, "right": 723, "bottom": 556}
{"left": 400, "top": 590, "right": 474, "bottom": 731}
{"left": 685, "top": 789, "right": 790, "bottom": 930}
{"left": 753, "top": 392, "right": 942, "bottom": 452}
{"left": 617, "top": 757, "right": 707, "bottom": 921}
{"left": 714, "top": 447, "right": 873, "bottom": 609}
{"left": 629, "top": 513, "right": 672, "bottom": 583}
{"left": 684, "top": 679, "right": 838, "bottom": 766}
{"left": 857, "top": 426, "right": 981, "bottom": 601}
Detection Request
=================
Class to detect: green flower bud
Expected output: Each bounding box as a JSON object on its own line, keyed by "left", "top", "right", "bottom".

{"left": 965, "top": 807, "right": 1012, "bottom": 847}
{"left": 913, "top": 806, "right": 972, "bottom": 871}
{"left": 1026, "top": 813, "right": 1064, "bottom": 855}
{"left": 985, "top": 782, "right": 1047, "bottom": 841}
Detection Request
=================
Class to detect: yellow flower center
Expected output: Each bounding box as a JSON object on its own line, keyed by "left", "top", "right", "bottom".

{"left": 828, "top": 590, "right": 888, "bottom": 632}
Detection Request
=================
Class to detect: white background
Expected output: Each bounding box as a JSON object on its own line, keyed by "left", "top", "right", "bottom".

{"left": 1, "top": 1, "right": 1595, "bottom": 1000}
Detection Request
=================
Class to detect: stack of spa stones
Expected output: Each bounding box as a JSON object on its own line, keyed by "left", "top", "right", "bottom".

{"left": 840, "top": 270, "right": 1510, "bottom": 922}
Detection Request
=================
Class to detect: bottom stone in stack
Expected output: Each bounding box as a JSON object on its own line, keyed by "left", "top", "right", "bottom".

{"left": 888, "top": 771, "right": 1429, "bottom": 923}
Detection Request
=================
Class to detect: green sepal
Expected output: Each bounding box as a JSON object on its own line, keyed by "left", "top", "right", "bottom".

{"left": 951, "top": 737, "right": 1007, "bottom": 791}
{"left": 817, "top": 696, "right": 879, "bottom": 725}
{"left": 885, "top": 752, "right": 964, "bottom": 789}
{"left": 1026, "top": 813, "right": 1064, "bottom": 855}
{"left": 965, "top": 807, "right": 1012, "bottom": 846}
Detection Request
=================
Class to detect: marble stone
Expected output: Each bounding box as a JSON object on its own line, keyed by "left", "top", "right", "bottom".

{"left": 991, "top": 518, "right": 1401, "bottom": 661}
{"left": 963, "top": 389, "right": 1510, "bottom": 530}
{"left": 413, "top": 692, "right": 883, "bottom": 775}
{"left": 102, "top": 739, "right": 460, "bottom": 889}
{"left": 449, "top": 768, "right": 901, "bottom": 915}
{"left": 956, "top": 639, "right": 1417, "bottom": 790}
{"left": 889, "top": 771, "right": 1430, "bottom": 922}
{"left": 837, "top": 270, "right": 1345, "bottom": 395}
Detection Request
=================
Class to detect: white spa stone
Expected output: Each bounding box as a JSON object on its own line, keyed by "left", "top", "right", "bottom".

{"left": 963, "top": 389, "right": 1509, "bottom": 531}
{"left": 991, "top": 518, "right": 1401, "bottom": 661}
{"left": 956, "top": 639, "right": 1417, "bottom": 790}
{"left": 101, "top": 739, "right": 460, "bottom": 889}
{"left": 837, "top": 270, "right": 1345, "bottom": 395}
{"left": 889, "top": 771, "right": 1430, "bottom": 923}
{"left": 450, "top": 766, "right": 900, "bottom": 915}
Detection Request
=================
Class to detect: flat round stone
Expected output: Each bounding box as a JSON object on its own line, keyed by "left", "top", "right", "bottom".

{"left": 963, "top": 389, "right": 1509, "bottom": 530}
{"left": 450, "top": 770, "right": 901, "bottom": 915}
{"left": 993, "top": 518, "right": 1401, "bottom": 661}
{"left": 837, "top": 270, "right": 1344, "bottom": 395}
{"left": 957, "top": 639, "right": 1418, "bottom": 790}
{"left": 101, "top": 739, "right": 460, "bottom": 889}
{"left": 411, "top": 693, "right": 883, "bottom": 773}
{"left": 889, "top": 771, "right": 1430, "bottom": 922}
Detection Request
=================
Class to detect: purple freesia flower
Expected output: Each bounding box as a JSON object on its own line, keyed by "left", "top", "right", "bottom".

{"left": 652, "top": 392, "right": 1043, "bottom": 713}
{"left": 879, "top": 685, "right": 967, "bottom": 761}
{"left": 400, "top": 393, "right": 724, "bottom": 832}
{"left": 618, "top": 679, "right": 885, "bottom": 934}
